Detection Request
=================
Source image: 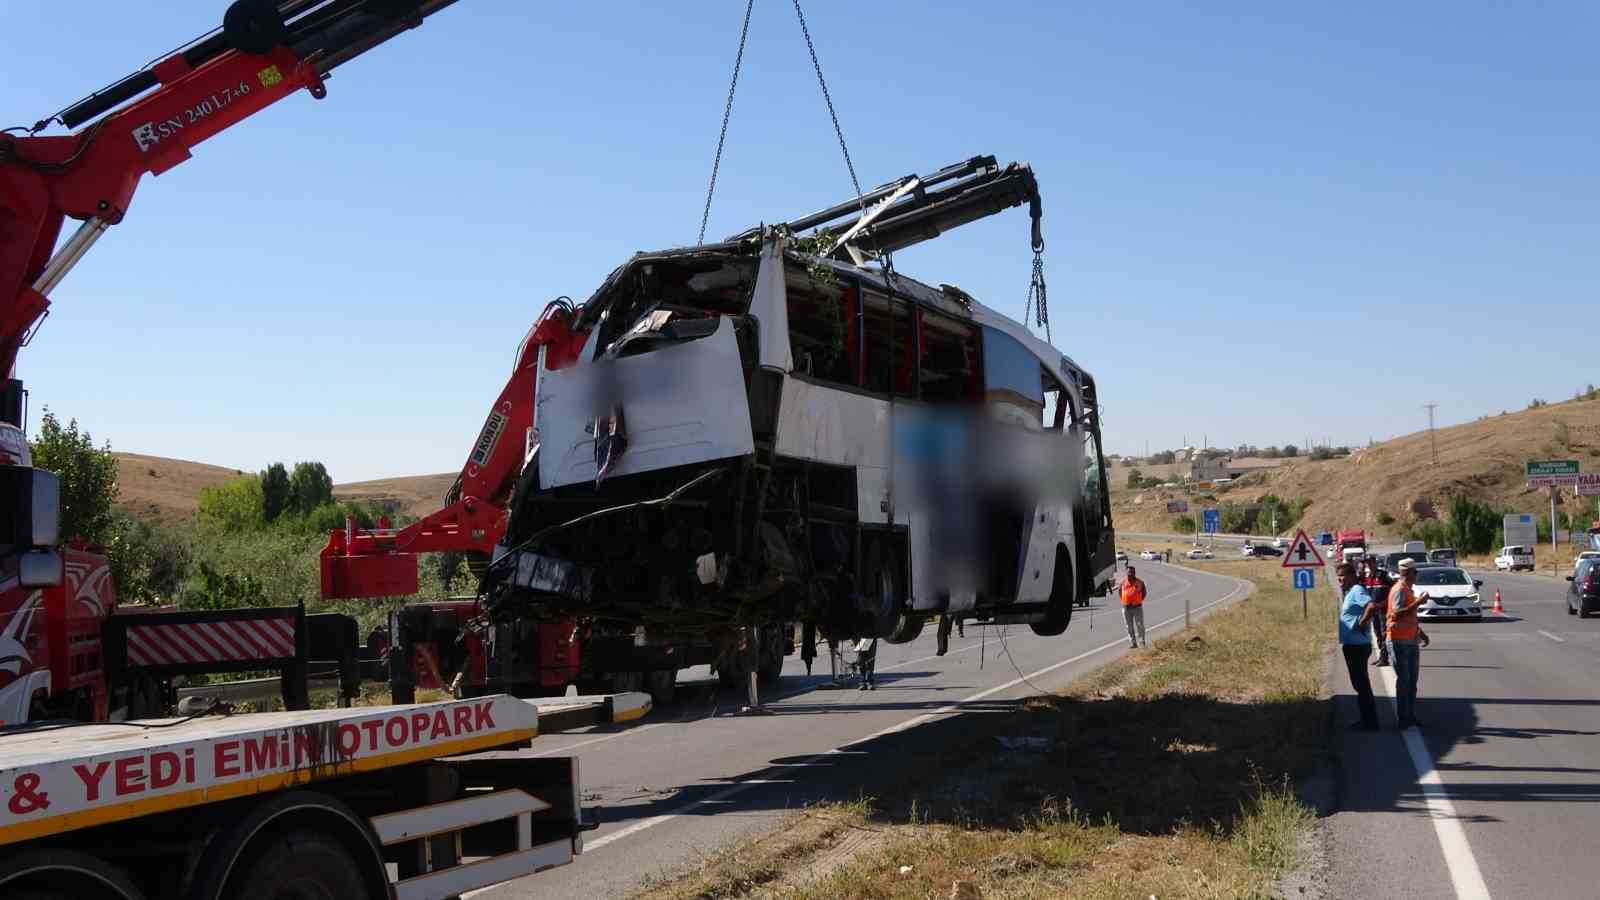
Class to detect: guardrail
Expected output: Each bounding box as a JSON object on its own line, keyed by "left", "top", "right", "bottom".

{"left": 175, "top": 675, "right": 340, "bottom": 705}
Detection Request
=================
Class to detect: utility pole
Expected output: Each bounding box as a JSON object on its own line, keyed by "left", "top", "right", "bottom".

{"left": 1424, "top": 403, "right": 1438, "bottom": 466}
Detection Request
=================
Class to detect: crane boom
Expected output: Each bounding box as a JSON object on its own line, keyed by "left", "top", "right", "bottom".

{"left": 1, "top": 0, "right": 460, "bottom": 407}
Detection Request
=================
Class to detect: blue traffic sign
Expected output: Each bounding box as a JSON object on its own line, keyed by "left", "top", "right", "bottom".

{"left": 1202, "top": 508, "right": 1220, "bottom": 533}
{"left": 1292, "top": 568, "right": 1316, "bottom": 590}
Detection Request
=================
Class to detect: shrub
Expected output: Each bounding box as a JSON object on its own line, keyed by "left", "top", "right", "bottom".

{"left": 106, "top": 513, "right": 191, "bottom": 604}
{"left": 197, "top": 474, "right": 265, "bottom": 532}
{"left": 1375, "top": 512, "right": 1395, "bottom": 526}
{"left": 1172, "top": 515, "right": 1196, "bottom": 533}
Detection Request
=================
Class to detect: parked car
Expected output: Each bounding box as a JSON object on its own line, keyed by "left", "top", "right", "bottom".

{"left": 1317, "top": 532, "right": 1334, "bottom": 546}
{"left": 1428, "top": 548, "right": 1458, "bottom": 566}
{"left": 1115, "top": 549, "right": 1129, "bottom": 564}
{"left": 1380, "top": 550, "right": 1429, "bottom": 575}
{"left": 1271, "top": 537, "right": 1288, "bottom": 549}
{"left": 1415, "top": 566, "right": 1484, "bottom": 621}
{"left": 1568, "top": 559, "right": 1600, "bottom": 617}
{"left": 1243, "top": 545, "right": 1283, "bottom": 558}
{"left": 1139, "top": 549, "right": 1162, "bottom": 561}
{"left": 1494, "top": 545, "right": 1535, "bottom": 572}
{"left": 1573, "top": 550, "right": 1600, "bottom": 572}
{"left": 1186, "top": 547, "right": 1214, "bottom": 560}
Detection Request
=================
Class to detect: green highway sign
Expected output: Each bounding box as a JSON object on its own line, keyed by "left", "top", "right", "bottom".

{"left": 1527, "top": 460, "right": 1580, "bottom": 486}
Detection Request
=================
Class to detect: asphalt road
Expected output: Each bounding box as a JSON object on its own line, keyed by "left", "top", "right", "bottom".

{"left": 473, "top": 561, "right": 1250, "bottom": 898}
{"left": 1326, "top": 568, "right": 1599, "bottom": 899}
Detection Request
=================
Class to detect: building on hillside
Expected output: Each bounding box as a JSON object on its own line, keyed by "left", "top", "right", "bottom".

{"left": 1190, "top": 456, "right": 1285, "bottom": 482}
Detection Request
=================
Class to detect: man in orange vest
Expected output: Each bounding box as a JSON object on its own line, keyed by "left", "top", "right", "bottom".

{"left": 1120, "top": 566, "right": 1148, "bottom": 648}
{"left": 1387, "top": 558, "right": 1427, "bottom": 729}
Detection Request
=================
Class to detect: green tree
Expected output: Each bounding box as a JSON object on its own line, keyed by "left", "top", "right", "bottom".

{"left": 27, "top": 410, "right": 119, "bottom": 545}
{"left": 1127, "top": 468, "right": 1145, "bottom": 489}
{"left": 1172, "top": 514, "right": 1197, "bottom": 533}
{"left": 105, "top": 512, "right": 191, "bottom": 604}
{"left": 287, "top": 461, "right": 334, "bottom": 515}
{"left": 183, "top": 560, "right": 267, "bottom": 610}
{"left": 1282, "top": 444, "right": 1299, "bottom": 458}
{"left": 261, "top": 462, "right": 290, "bottom": 522}
{"left": 197, "top": 474, "right": 265, "bottom": 532}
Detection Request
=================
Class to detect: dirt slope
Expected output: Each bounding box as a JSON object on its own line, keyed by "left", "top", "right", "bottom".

{"left": 332, "top": 472, "right": 457, "bottom": 517}
{"left": 1112, "top": 395, "right": 1600, "bottom": 537}
{"left": 113, "top": 452, "right": 456, "bottom": 524}
{"left": 113, "top": 453, "right": 245, "bottom": 524}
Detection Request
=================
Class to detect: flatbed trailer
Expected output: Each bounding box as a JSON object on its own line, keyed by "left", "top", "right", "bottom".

{"left": 0, "top": 691, "right": 650, "bottom": 899}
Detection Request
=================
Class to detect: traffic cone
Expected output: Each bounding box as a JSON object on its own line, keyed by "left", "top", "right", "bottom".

{"left": 1492, "top": 589, "right": 1504, "bottom": 615}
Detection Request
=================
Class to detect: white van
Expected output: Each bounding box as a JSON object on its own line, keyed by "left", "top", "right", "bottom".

{"left": 1495, "top": 546, "right": 1535, "bottom": 572}
{"left": 1402, "top": 540, "right": 1426, "bottom": 554}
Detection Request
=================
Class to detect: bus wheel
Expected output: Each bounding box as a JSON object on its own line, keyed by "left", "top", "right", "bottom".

{"left": 1030, "top": 549, "right": 1074, "bottom": 637}
{"left": 862, "top": 540, "right": 910, "bottom": 640}
{"left": 644, "top": 669, "right": 677, "bottom": 706}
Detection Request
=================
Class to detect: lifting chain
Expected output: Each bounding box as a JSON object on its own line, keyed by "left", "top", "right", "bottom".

{"left": 697, "top": 0, "right": 757, "bottom": 245}
{"left": 792, "top": 0, "right": 865, "bottom": 212}
{"left": 1025, "top": 238, "right": 1050, "bottom": 344}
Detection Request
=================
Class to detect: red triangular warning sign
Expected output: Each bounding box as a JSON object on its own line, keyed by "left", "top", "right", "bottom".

{"left": 1281, "top": 529, "right": 1325, "bottom": 568}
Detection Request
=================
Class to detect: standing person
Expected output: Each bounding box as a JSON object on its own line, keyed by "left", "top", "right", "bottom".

{"left": 1120, "top": 566, "right": 1148, "bottom": 648}
{"left": 1338, "top": 563, "right": 1380, "bottom": 731}
{"left": 854, "top": 637, "right": 878, "bottom": 691}
{"left": 1361, "top": 556, "right": 1391, "bottom": 667}
{"left": 1387, "top": 558, "right": 1427, "bottom": 729}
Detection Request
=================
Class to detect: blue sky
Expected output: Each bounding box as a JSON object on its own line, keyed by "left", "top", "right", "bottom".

{"left": 6, "top": 2, "right": 1596, "bottom": 481}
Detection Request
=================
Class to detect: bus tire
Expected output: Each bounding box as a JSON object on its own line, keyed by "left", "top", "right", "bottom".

{"left": 861, "top": 540, "right": 909, "bottom": 640}
{"left": 0, "top": 848, "right": 144, "bottom": 900}
{"left": 644, "top": 669, "right": 677, "bottom": 706}
{"left": 1030, "top": 548, "right": 1074, "bottom": 637}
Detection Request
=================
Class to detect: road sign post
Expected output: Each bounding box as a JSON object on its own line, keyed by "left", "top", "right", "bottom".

{"left": 1281, "top": 529, "right": 1325, "bottom": 619}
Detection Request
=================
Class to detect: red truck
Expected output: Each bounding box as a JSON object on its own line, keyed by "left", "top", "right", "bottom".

{"left": 1335, "top": 529, "right": 1367, "bottom": 565}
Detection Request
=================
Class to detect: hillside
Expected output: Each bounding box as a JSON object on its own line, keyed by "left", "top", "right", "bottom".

{"left": 1111, "top": 395, "right": 1600, "bottom": 537}
{"left": 112, "top": 452, "right": 455, "bottom": 524}
{"left": 333, "top": 472, "right": 457, "bottom": 517}
{"left": 114, "top": 453, "right": 245, "bottom": 524}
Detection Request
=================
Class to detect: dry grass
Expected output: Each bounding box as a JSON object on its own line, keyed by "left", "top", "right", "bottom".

{"left": 333, "top": 471, "right": 457, "bottom": 517}
{"left": 1111, "top": 394, "right": 1600, "bottom": 537}
{"left": 111, "top": 450, "right": 457, "bottom": 523}
{"left": 114, "top": 452, "right": 245, "bottom": 524}
{"left": 633, "top": 562, "right": 1328, "bottom": 900}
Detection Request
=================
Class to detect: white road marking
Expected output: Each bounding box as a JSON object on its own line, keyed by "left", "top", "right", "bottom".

{"left": 1537, "top": 630, "right": 1565, "bottom": 643}
{"left": 578, "top": 578, "right": 1249, "bottom": 853}
{"left": 1374, "top": 665, "right": 1493, "bottom": 900}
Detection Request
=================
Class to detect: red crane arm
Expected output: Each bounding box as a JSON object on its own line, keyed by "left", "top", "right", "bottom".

{"left": 319, "top": 302, "right": 589, "bottom": 599}
{"left": 2, "top": 1, "right": 460, "bottom": 381}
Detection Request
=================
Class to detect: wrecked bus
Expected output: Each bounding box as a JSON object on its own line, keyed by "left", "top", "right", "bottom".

{"left": 482, "top": 156, "right": 1116, "bottom": 647}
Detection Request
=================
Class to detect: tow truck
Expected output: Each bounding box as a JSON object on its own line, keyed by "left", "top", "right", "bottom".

{"left": 2, "top": 4, "right": 652, "bottom": 896}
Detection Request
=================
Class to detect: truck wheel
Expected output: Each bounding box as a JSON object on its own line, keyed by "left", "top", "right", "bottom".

{"left": 0, "top": 848, "right": 144, "bottom": 900}
{"left": 226, "top": 830, "right": 370, "bottom": 900}
{"left": 1030, "top": 549, "right": 1074, "bottom": 637}
{"left": 644, "top": 669, "right": 677, "bottom": 706}
{"left": 610, "top": 671, "right": 644, "bottom": 694}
